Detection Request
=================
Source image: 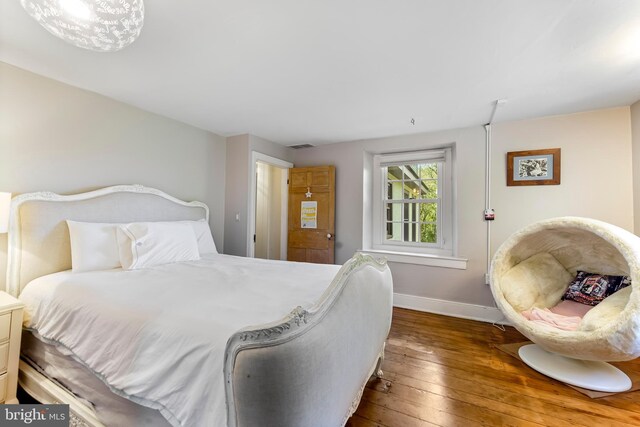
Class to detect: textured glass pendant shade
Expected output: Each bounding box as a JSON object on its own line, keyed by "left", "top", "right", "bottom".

{"left": 20, "top": 0, "right": 144, "bottom": 52}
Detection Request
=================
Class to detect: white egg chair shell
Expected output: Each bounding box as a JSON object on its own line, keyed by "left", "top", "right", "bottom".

{"left": 490, "top": 217, "right": 640, "bottom": 362}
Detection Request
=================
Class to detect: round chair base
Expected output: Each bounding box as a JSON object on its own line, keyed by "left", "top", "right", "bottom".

{"left": 518, "top": 344, "right": 632, "bottom": 392}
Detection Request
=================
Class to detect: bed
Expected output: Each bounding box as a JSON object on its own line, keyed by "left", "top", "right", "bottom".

{"left": 6, "top": 185, "right": 393, "bottom": 427}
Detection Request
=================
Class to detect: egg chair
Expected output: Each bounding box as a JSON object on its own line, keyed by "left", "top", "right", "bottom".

{"left": 490, "top": 217, "right": 640, "bottom": 392}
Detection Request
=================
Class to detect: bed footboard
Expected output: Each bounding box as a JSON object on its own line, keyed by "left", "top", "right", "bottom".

{"left": 223, "top": 253, "right": 393, "bottom": 427}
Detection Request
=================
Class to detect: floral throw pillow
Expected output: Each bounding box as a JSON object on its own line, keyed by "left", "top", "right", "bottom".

{"left": 562, "top": 271, "right": 631, "bottom": 306}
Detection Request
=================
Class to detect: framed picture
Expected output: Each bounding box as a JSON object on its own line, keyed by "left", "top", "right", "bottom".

{"left": 507, "top": 148, "right": 561, "bottom": 186}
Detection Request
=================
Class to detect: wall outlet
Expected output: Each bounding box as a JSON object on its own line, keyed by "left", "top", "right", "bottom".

{"left": 484, "top": 273, "right": 490, "bottom": 285}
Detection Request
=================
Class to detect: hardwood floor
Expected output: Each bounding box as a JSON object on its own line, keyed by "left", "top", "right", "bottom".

{"left": 346, "top": 308, "right": 640, "bottom": 427}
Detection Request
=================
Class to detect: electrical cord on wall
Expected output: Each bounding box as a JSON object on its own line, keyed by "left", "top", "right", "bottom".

{"left": 484, "top": 100, "right": 507, "bottom": 285}
{"left": 486, "top": 100, "right": 508, "bottom": 332}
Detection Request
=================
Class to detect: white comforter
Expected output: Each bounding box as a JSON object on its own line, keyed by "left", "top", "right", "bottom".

{"left": 20, "top": 254, "right": 341, "bottom": 427}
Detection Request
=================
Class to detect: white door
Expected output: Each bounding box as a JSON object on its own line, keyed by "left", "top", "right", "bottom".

{"left": 252, "top": 158, "right": 291, "bottom": 260}
{"left": 255, "top": 163, "right": 276, "bottom": 259}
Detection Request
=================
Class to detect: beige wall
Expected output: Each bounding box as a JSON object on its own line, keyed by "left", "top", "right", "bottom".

{"left": 223, "top": 134, "right": 294, "bottom": 256}
{"left": 0, "top": 62, "right": 227, "bottom": 289}
{"left": 224, "top": 134, "right": 250, "bottom": 256}
{"left": 631, "top": 101, "right": 640, "bottom": 233}
{"left": 293, "top": 107, "right": 634, "bottom": 307}
{"left": 492, "top": 108, "right": 633, "bottom": 247}
{"left": 3, "top": 61, "right": 634, "bottom": 307}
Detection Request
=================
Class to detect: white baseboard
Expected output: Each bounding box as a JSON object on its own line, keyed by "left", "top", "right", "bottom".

{"left": 393, "top": 292, "right": 508, "bottom": 324}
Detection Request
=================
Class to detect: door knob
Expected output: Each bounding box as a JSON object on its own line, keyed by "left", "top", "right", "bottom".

{"left": 327, "top": 233, "right": 333, "bottom": 240}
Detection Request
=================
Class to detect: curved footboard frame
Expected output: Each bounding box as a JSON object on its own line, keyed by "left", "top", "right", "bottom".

{"left": 224, "top": 254, "right": 393, "bottom": 427}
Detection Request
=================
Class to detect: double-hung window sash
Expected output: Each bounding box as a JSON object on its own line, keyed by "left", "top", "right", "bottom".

{"left": 380, "top": 150, "right": 445, "bottom": 248}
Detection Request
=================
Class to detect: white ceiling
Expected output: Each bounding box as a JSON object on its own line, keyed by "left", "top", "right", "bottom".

{"left": 2, "top": 1, "right": 640, "bottom": 145}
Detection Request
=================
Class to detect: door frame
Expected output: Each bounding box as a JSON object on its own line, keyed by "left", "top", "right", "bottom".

{"left": 247, "top": 151, "right": 293, "bottom": 258}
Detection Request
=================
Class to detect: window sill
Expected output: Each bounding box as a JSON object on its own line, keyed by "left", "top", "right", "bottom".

{"left": 358, "top": 249, "right": 467, "bottom": 270}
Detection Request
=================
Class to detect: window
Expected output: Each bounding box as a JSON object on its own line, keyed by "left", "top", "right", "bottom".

{"left": 372, "top": 148, "right": 454, "bottom": 257}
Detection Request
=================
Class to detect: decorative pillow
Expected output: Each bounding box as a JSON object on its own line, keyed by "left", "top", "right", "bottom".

{"left": 500, "top": 253, "right": 573, "bottom": 312}
{"left": 117, "top": 222, "right": 200, "bottom": 270}
{"left": 562, "top": 271, "right": 631, "bottom": 306}
{"left": 184, "top": 220, "right": 217, "bottom": 255}
{"left": 580, "top": 286, "right": 632, "bottom": 331}
{"left": 67, "top": 221, "right": 121, "bottom": 273}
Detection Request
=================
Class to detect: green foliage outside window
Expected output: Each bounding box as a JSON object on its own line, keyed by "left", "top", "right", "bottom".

{"left": 420, "top": 204, "right": 437, "bottom": 243}
{"left": 385, "top": 162, "right": 439, "bottom": 245}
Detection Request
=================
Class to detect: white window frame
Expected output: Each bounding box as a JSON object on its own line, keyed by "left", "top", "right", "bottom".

{"left": 372, "top": 148, "right": 455, "bottom": 257}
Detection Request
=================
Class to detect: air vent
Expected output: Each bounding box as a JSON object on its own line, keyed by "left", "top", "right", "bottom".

{"left": 289, "top": 144, "right": 315, "bottom": 149}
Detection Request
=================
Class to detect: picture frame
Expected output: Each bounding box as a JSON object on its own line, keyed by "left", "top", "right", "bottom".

{"left": 506, "top": 148, "right": 561, "bottom": 186}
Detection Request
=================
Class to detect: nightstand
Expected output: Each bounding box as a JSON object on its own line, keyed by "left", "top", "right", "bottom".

{"left": 0, "top": 292, "right": 24, "bottom": 404}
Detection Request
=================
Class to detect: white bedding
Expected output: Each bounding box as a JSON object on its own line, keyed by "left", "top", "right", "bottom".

{"left": 20, "top": 254, "right": 341, "bottom": 427}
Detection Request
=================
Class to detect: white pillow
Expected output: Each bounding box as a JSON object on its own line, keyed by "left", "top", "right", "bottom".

{"left": 67, "top": 221, "right": 121, "bottom": 273}
{"left": 184, "top": 220, "right": 217, "bottom": 255}
{"left": 117, "top": 222, "right": 200, "bottom": 270}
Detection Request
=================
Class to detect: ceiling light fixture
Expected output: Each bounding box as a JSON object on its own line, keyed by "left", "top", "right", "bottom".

{"left": 20, "top": 0, "right": 144, "bottom": 52}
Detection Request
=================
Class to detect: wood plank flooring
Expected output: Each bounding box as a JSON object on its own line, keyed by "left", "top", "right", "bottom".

{"left": 346, "top": 308, "right": 640, "bottom": 427}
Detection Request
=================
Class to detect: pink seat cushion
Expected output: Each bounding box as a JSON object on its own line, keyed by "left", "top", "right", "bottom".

{"left": 548, "top": 300, "right": 593, "bottom": 318}
{"left": 521, "top": 307, "right": 582, "bottom": 331}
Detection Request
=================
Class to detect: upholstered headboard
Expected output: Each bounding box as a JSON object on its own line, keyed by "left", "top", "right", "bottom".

{"left": 6, "top": 185, "right": 208, "bottom": 297}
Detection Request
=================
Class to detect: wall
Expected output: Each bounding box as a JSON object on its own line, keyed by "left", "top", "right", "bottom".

{"left": 223, "top": 135, "right": 250, "bottom": 256}
{"left": 293, "top": 127, "right": 490, "bottom": 306}
{"left": 631, "top": 101, "right": 640, "bottom": 233}
{"left": 224, "top": 134, "right": 294, "bottom": 256}
{"left": 5, "top": 58, "right": 633, "bottom": 309}
{"left": 293, "top": 107, "right": 634, "bottom": 308}
{"left": 0, "top": 62, "right": 227, "bottom": 289}
{"left": 492, "top": 107, "right": 633, "bottom": 247}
